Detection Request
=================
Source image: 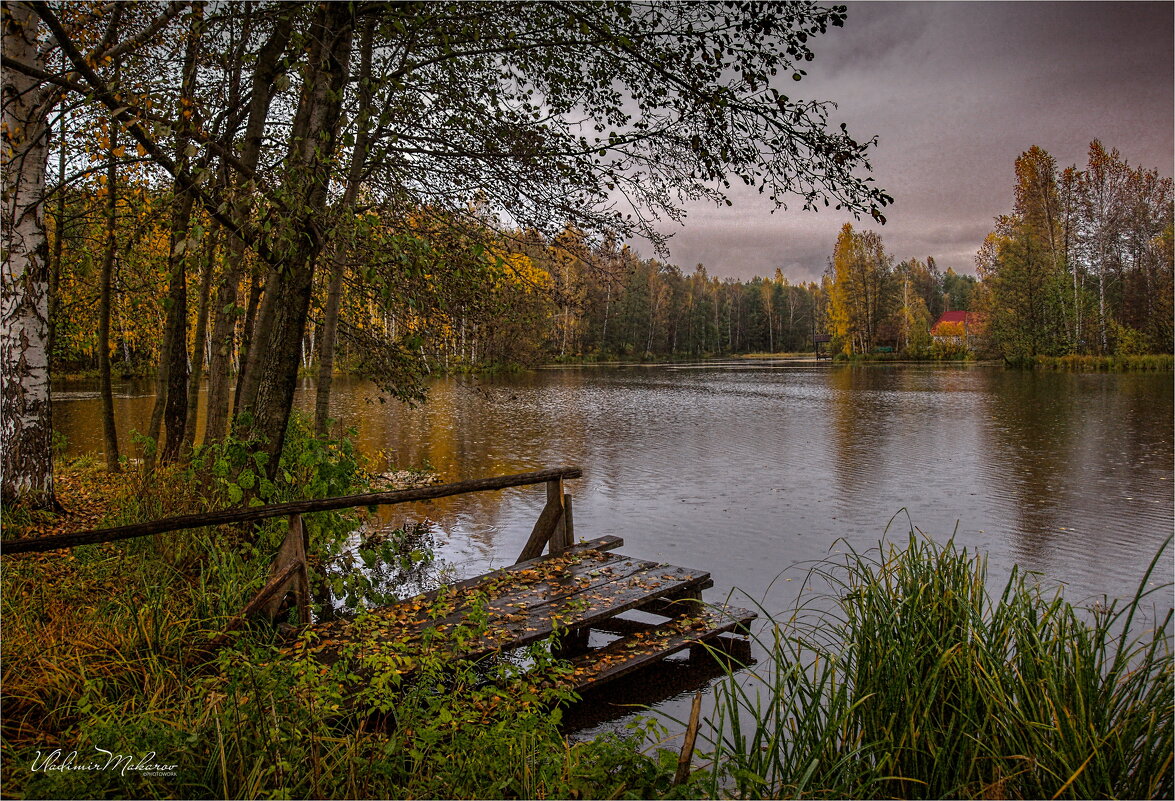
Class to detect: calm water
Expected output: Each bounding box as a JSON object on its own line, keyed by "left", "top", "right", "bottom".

{"left": 53, "top": 363, "right": 1174, "bottom": 728}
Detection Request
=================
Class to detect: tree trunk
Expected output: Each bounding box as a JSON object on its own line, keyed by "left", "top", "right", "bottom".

{"left": 184, "top": 226, "right": 219, "bottom": 448}
{"left": 231, "top": 269, "right": 263, "bottom": 413}
{"left": 49, "top": 49, "right": 66, "bottom": 364}
{"left": 143, "top": 295, "right": 172, "bottom": 467}
{"left": 1098, "top": 248, "right": 1108, "bottom": 354}
{"left": 235, "top": 266, "right": 278, "bottom": 415}
{"left": 314, "top": 16, "right": 374, "bottom": 437}
{"left": 1, "top": 3, "right": 57, "bottom": 509}
{"left": 157, "top": 3, "right": 205, "bottom": 462}
{"left": 766, "top": 292, "right": 773, "bottom": 353}
{"left": 314, "top": 255, "right": 345, "bottom": 436}
{"left": 203, "top": 263, "right": 239, "bottom": 442}
{"left": 239, "top": 4, "right": 355, "bottom": 474}
{"left": 98, "top": 85, "right": 121, "bottom": 472}
{"left": 601, "top": 282, "right": 612, "bottom": 352}
{"left": 204, "top": 8, "right": 292, "bottom": 444}
{"left": 645, "top": 287, "right": 660, "bottom": 357}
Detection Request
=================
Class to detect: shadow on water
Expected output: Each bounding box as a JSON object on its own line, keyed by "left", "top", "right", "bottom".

{"left": 561, "top": 635, "right": 753, "bottom": 734}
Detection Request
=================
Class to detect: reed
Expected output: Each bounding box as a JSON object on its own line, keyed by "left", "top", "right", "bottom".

{"left": 1032, "top": 353, "right": 1174, "bottom": 371}
{"left": 700, "top": 535, "right": 1173, "bottom": 799}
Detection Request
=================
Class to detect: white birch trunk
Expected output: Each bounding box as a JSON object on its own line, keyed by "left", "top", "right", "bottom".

{"left": 2, "top": 4, "right": 56, "bottom": 507}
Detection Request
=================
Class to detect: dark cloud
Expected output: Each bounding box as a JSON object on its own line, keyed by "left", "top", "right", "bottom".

{"left": 653, "top": 2, "right": 1174, "bottom": 283}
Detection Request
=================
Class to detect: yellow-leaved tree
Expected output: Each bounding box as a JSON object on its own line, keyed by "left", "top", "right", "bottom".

{"left": 827, "top": 224, "right": 895, "bottom": 355}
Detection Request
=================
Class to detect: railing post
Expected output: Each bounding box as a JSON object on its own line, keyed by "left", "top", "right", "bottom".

{"left": 515, "top": 478, "right": 569, "bottom": 563}
{"left": 261, "top": 514, "right": 311, "bottom": 624}
{"left": 547, "top": 479, "right": 569, "bottom": 555}
{"left": 562, "top": 492, "right": 574, "bottom": 545}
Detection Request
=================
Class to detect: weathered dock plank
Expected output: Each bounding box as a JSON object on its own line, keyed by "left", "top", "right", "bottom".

{"left": 299, "top": 548, "right": 714, "bottom": 665}
{"left": 417, "top": 533, "right": 623, "bottom": 601}
{"left": 564, "top": 606, "right": 757, "bottom": 691}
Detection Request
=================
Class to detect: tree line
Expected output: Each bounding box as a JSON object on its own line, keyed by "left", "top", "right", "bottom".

{"left": 46, "top": 177, "right": 961, "bottom": 380}
{"left": 977, "top": 142, "right": 1173, "bottom": 362}
{"left": 45, "top": 135, "right": 1171, "bottom": 406}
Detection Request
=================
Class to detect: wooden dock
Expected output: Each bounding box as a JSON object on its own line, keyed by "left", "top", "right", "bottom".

{"left": 286, "top": 535, "right": 756, "bottom": 693}
{"left": 3, "top": 466, "right": 756, "bottom": 696}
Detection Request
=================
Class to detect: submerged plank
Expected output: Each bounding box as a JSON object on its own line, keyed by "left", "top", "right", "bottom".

{"left": 564, "top": 605, "right": 758, "bottom": 691}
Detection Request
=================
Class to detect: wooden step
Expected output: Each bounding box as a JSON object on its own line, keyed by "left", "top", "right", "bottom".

{"left": 638, "top": 588, "right": 715, "bottom": 617}
{"left": 562, "top": 605, "right": 757, "bottom": 692}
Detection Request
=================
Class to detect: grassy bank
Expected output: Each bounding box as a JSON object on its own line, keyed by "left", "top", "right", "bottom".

{"left": 1, "top": 419, "right": 672, "bottom": 799}
{"left": 833, "top": 352, "right": 973, "bottom": 364}
{"left": 699, "top": 535, "right": 1173, "bottom": 799}
{"left": 1, "top": 533, "right": 668, "bottom": 799}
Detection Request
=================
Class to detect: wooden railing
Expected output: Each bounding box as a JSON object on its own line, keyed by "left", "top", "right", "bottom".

{"left": 1, "top": 466, "right": 582, "bottom": 631}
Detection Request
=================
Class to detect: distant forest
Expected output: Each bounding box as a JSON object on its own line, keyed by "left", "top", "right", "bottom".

{"left": 53, "top": 140, "right": 1170, "bottom": 382}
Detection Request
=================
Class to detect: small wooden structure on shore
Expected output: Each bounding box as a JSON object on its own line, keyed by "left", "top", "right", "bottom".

{"left": 3, "top": 467, "right": 755, "bottom": 695}
{"left": 814, "top": 333, "right": 833, "bottom": 360}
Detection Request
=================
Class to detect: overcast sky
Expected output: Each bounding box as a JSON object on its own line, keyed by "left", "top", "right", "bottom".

{"left": 648, "top": 1, "right": 1174, "bottom": 283}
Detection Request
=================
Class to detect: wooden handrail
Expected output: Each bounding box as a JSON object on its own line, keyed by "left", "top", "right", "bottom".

{"left": 1, "top": 466, "right": 583, "bottom": 555}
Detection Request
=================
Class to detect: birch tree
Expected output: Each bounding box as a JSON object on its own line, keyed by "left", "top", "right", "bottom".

{"left": 1, "top": 3, "right": 55, "bottom": 508}
{"left": 1079, "top": 140, "right": 1131, "bottom": 354}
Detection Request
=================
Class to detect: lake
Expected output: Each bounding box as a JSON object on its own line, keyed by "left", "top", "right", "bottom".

{"left": 53, "top": 362, "right": 1174, "bottom": 728}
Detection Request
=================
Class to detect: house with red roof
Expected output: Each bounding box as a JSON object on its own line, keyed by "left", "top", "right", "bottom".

{"left": 930, "top": 311, "right": 982, "bottom": 346}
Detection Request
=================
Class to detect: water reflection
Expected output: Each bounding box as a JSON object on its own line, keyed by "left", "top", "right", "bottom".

{"left": 829, "top": 366, "right": 898, "bottom": 498}
{"left": 979, "top": 371, "right": 1080, "bottom": 565}
{"left": 977, "top": 370, "right": 1174, "bottom": 597}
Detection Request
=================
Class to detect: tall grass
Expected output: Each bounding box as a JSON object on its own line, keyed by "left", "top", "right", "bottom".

{"left": 701, "top": 535, "right": 1173, "bottom": 799}
{"left": 1032, "top": 353, "right": 1174, "bottom": 371}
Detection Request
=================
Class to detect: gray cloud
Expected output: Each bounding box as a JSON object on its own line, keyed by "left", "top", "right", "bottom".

{"left": 651, "top": 2, "right": 1174, "bottom": 283}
